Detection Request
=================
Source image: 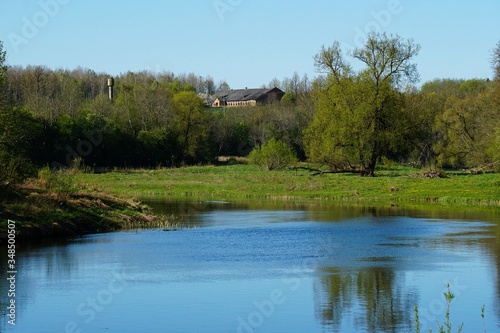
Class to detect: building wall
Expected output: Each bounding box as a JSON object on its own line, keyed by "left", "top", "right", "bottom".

{"left": 212, "top": 88, "right": 285, "bottom": 107}
{"left": 226, "top": 100, "right": 257, "bottom": 107}
{"left": 212, "top": 98, "right": 221, "bottom": 107}
{"left": 213, "top": 99, "right": 257, "bottom": 107}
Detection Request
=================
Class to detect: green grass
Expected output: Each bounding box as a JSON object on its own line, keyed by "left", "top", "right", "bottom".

{"left": 73, "top": 164, "right": 500, "bottom": 208}
{"left": 0, "top": 169, "right": 176, "bottom": 244}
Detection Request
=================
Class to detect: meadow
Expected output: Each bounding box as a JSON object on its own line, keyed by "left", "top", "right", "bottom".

{"left": 74, "top": 164, "right": 500, "bottom": 208}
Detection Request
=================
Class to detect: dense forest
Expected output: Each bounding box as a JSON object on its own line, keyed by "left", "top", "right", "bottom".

{"left": 1, "top": 33, "right": 499, "bottom": 184}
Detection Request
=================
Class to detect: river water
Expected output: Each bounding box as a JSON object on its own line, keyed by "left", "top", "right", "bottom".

{"left": 1, "top": 200, "right": 499, "bottom": 332}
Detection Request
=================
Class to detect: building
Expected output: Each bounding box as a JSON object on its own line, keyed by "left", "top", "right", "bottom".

{"left": 211, "top": 87, "right": 285, "bottom": 108}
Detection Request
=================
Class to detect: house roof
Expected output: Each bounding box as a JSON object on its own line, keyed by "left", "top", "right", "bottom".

{"left": 216, "top": 87, "right": 283, "bottom": 102}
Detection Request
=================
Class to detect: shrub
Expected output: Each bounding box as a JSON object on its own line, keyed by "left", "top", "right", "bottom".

{"left": 37, "top": 167, "right": 76, "bottom": 197}
{"left": 248, "top": 138, "right": 297, "bottom": 171}
{"left": 0, "top": 150, "right": 33, "bottom": 186}
{"left": 493, "top": 128, "right": 500, "bottom": 171}
{"left": 416, "top": 163, "right": 448, "bottom": 178}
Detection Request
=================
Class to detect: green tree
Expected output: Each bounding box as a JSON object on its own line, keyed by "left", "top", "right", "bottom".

{"left": 137, "top": 128, "right": 177, "bottom": 167}
{"left": 0, "top": 42, "right": 39, "bottom": 184}
{"left": 134, "top": 79, "right": 173, "bottom": 131}
{"left": 0, "top": 107, "right": 43, "bottom": 184}
{"left": 403, "top": 87, "right": 440, "bottom": 165}
{"left": 216, "top": 81, "right": 230, "bottom": 92}
{"left": 172, "top": 91, "right": 210, "bottom": 163}
{"left": 434, "top": 80, "right": 499, "bottom": 170}
{"left": 0, "top": 41, "right": 8, "bottom": 109}
{"left": 305, "top": 33, "right": 420, "bottom": 175}
{"left": 493, "top": 41, "right": 500, "bottom": 81}
{"left": 55, "top": 70, "right": 85, "bottom": 118}
{"left": 18, "top": 65, "right": 60, "bottom": 124}
{"left": 209, "top": 109, "right": 251, "bottom": 156}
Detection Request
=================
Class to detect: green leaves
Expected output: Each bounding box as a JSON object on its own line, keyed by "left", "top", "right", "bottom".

{"left": 306, "top": 33, "right": 419, "bottom": 175}
{"left": 314, "top": 41, "right": 352, "bottom": 82}
{"left": 172, "top": 91, "right": 210, "bottom": 163}
{"left": 434, "top": 81, "right": 499, "bottom": 170}
{"left": 0, "top": 107, "right": 43, "bottom": 184}
{"left": 248, "top": 138, "right": 297, "bottom": 171}
{"left": 0, "top": 41, "right": 8, "bottom": 109}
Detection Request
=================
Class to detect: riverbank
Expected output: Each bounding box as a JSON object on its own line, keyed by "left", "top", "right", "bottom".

{"left": 2, "top": 164, "right": 499, "bottom": 244}
{"left": 0, "top": 170, "right": 169, "bottom": 244}
{"left": 74, "top": 164, "right": 500, "bottom": 207}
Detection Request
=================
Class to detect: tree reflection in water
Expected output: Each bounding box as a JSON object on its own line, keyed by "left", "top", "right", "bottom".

{"left": 315, "top": 267, "right": 417, "bottom": 332}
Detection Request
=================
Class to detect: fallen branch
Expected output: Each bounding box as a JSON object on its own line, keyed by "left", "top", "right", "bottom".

{"left": 468, "top": 161, "right": 500, "bottom": 174}
{"left": 291, "top": 166, "right": 366, "bottom": 176}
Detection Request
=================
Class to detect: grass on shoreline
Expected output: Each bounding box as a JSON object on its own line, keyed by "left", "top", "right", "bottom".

{"left": 0, "top": 169, "right": 177, "bottom": 244}
{"left": 2, "top": 163, "right": 498, "bottom": 244}
{"left": 74, "top": 164, "right": 500, "bottom": 208}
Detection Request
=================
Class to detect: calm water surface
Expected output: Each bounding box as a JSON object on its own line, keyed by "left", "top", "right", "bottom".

{"left": 1, "top": 201, "right": 499, "bottom": 332}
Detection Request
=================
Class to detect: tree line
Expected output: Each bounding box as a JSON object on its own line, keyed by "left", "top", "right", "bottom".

{"left": 0, "top": 33, "right": 499, "bottom": 184}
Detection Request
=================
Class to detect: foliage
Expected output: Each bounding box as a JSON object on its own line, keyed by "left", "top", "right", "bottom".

{"left": 37, "top": 167, "right": 76, "bottom": 198}
{"left": 306, "top": 33, "right": 420, "bottom": 175}
{"left": 281, "top": 91, "right": 296, "bottom": 105}
{"left": 137, "top": 128, "right": 178, "bottom": 167}
{"left": 0, "top": 37, "right": 499, "bottom": 174}
{"left": 493, "top": 41, "right": 500, "bottom": 81}
{"left": 434, "top": 81, "right": 499, "bottom": 170}
{"left": 415, "top": 163, "right": 447, "bottom": 179}
{"left": 247, "top": 138, "right": 297, "bottom": 170}
{"left": 0, "top": 41, "right": 8, "bottom": 109}
{"left": 0, "top": 150, "right": 32, "bottom": 185}
{"left": 172, "top": 91, "right": 211, "bottom": 163}
{"left": 209, "top": 109, "right": 251, "bottom": 156}
{"left": 494, "top": 128, "right": 500, "bottom": 171}
{"left": 0, "top": 107, "right": 43, "bottom": 184}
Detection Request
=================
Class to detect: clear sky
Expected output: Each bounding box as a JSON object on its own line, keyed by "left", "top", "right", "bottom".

{"left": 1, "top": 0, "right": 499, "bottom": 89}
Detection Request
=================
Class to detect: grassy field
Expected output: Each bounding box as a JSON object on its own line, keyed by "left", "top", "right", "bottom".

{"left": 73, "top": 164, "right": 500, "bottom": 208}
{"left": 2, "top": 163, "right": 499, "bottom": 244}
{"left": 0, "top": 170, "right": 171, "bottom": 243}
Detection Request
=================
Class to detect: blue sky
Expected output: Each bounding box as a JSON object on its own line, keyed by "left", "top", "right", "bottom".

{"left": 1, "top": 0, "right": 499, "bottom": 89}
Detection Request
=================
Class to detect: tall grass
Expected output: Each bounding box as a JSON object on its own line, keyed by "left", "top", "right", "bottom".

{"left": 411, "top": 284, "right": 488, "bottom": 333}
{"left": 37, "top": 167, "right": 77, "bottom": 198}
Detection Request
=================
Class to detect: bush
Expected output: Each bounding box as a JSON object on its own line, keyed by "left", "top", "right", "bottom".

{"left": 37, "top": 167, "right": 76, "bottom": 197}
{"left": 248, "top": 138, "right": 297, "bottom": 171}
{"left": 0, "top": 150, "right": 33, "bottom": 186}
{"left": 415, "top": 162, "right": 447, "bottom": 178}
{"left": 493, "top": 128, "right": 500, "bottom": 172}
{"left": 0, "top": 107, "right": 42, "bottom": 185}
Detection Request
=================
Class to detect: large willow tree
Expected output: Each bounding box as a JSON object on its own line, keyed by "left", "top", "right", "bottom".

{"left": 304, "top": 33, "right": 421, "bottom": 176}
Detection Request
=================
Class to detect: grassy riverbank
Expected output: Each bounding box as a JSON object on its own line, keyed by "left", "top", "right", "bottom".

{"left": 0, "top": 169, "right": 170, "bottom": 244}
{"left": 2, "top": 164, "right": 498, "bottom": 243}
{"left": 74, "top": 164, "right": 500, "bottom": 207}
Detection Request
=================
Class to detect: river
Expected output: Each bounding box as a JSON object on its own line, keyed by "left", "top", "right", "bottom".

{"left": 2, "top": 200, "right": 499, "bottom": 332}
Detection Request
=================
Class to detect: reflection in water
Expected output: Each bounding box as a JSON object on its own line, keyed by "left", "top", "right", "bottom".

{"left": 486, "top": 225, "right": 500, "bottom": 319}
{"left": 148, "top": 200, "right": 500, "bottom": 327}
{"left": 2, "top": 199, "right": 499, "bottom": 332}
{"left": 145, "top": 198, "right": 500, "bottom": 226}
{"left": 0, "top": 240, "right": 78, "bottom": 329}
{"left": 0, "top": 251, "right": 10, "bottom": 323}
{"left": 315, "top": 268, "right": 416, "bottom": 333}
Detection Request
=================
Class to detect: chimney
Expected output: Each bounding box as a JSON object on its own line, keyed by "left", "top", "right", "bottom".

{"left": 107, "top": 77, "right": 115, "bottom": 100}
